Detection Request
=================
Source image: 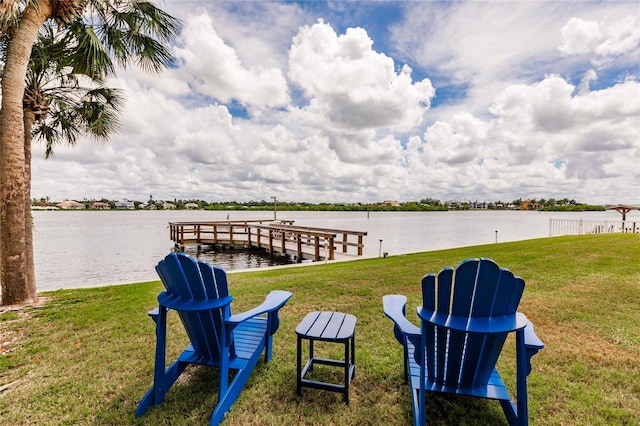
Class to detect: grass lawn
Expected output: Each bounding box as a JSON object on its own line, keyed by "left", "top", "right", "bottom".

{"left": 1, "top": 234, "right": 639, "bottom": 425}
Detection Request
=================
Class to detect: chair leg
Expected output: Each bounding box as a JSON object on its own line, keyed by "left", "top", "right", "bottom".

{"left": 264, "top": 332, "right": 273, "bottom": 363}
{"left": 136, "top": 306, "right": 188, "bottom": 417}
{"left": 403, "top": 341, "right": 409, "bottom": 383}
{"left": 500, "top": 328, "right": 529, "bottom": 426}
{"left": 210, "top": 337, "right": 266, "bottom": 425}
{"left": 515, "top": 328, "right": 529, "bottom": 426}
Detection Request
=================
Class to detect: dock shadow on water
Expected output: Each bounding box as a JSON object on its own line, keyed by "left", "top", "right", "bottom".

{"left": 179, "top": 246, "right": 294, "bottom": 272}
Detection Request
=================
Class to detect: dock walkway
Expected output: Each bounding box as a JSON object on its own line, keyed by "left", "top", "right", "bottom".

{"left": 169, "top": 220, "right": 367, "bottom": 262}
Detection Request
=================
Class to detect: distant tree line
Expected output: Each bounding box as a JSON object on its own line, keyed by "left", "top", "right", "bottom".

{"left": 32, "top": 197, "right": 605, "bottom": 211}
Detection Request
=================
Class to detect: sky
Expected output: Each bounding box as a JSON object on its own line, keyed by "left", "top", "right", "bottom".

{"left": 31, "top": 0, "right": 640, "bottom": 205}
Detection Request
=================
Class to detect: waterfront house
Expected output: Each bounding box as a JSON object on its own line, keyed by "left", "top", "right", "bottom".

{"left": 115, "top": 199, "right": 135, "bottom": 209}
{"left": 56, "top": 200, "right": 86, "bottom": 209}
{"left": 91, "top": 202, "right": 111, "bottom": 210}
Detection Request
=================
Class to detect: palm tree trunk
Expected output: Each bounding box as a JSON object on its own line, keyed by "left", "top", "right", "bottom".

{"left": 24, "top": 110, "right": 37, "bottom": 297}
{"left": 0, "top": 1, "right": 52, "bottom": 305}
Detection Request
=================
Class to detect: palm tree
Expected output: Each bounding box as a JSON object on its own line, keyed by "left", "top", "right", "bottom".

{"left": 0, "top": 0, "right": 180, "bottom": 305}
{"left": 19, "top": 23, "right": 125, "bottom": 293}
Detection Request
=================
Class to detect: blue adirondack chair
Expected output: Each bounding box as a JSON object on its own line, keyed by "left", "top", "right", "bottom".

{"left": 383, "top": 258, "right": 544, "bottom": 426}
{"left": 136, "top": 252, "right": 292, "bottom": 425}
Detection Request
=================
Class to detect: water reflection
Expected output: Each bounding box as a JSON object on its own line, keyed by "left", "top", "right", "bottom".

{"left": 181, "top": 246, "right": 293, "bottom": 271}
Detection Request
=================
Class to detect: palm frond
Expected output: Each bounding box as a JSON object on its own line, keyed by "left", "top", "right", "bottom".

{"left": 64, "top": 19, "right": 115, "bottom": 79}
{"left": 17, "top": 0, "right": 179, "bottom": 157}
{"left": 92, "top": 0, "right": 181, "bottom": 73}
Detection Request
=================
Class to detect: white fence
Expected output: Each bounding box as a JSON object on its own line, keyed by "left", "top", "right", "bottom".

{"left": 549, "top": 219, "right": 640, "bottom": 236}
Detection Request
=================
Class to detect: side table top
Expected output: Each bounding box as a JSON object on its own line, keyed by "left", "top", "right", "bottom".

{"left": 295, "top": 311, "right": 356, "bottom": 341}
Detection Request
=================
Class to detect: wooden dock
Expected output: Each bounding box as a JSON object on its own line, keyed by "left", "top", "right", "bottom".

{"left": 169, "top": 220, "right": 367, "bottom": 262}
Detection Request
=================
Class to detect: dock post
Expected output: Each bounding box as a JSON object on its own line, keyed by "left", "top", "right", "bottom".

{"left": 328, "top": 237, "right": 335, "bottom": 260}
{"left": 281, "top": 230, "right": 286, "bottom": 255}
{"left": 343, "top": 234, "right": 348, "bottom": 253}
{"left": 268, "top": 230, "right": 274, "bottom": 257}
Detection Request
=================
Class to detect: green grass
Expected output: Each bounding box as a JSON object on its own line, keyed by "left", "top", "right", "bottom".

{"left": 1, "top": 234, "right": 639, "bottom": 425}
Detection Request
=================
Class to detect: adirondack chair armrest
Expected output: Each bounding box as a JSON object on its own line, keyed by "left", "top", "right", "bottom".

{"left": 383, "top": 295, "right": 420, "bottom": 344}
{"left": 145, "top": 307, "right": 161, "bottom": 325}
{"left": 417, "top": 308, "right": 529, "bottom": 334}
{"left": 523, "top": 319, "right": 544, "bottom": 375}
{"left": 523, "top": 320, "right": 544, "bottom": 350}
{"left": 227, "top": 290, "right": 293, "bottom": 325}
{"left": 157, "top": 291, "right": 234, "bottom": 312}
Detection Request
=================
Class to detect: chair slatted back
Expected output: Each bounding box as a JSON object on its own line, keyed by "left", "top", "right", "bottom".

{"left": 421, "top": 258, "right": 525, "bottom": 388}
{"left": 155, "top": 253, "right": 234, "bottom": 363}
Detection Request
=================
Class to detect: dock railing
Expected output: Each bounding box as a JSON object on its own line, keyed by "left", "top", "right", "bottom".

{"left": 169, "top": 220, "right": 293, "bottom": 247}
{"left": 549, "top": 219, "right": 639, "bottom": 236}
{"left": 169, "top": 220, "right": 367, "bottom": 261}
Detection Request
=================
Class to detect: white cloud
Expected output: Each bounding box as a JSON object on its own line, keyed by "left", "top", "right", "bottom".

{"left": 577, "top": 69, "right": 598, "bottom": 94}
{"left": 560, "top": 15, "right": 640, "bottom": 66}
{"left": 397, "top": 74, "right": 639, "bottom": 202}
{"left": 30, "top": 2, "right": 640, "bottom": 205}
{"left": 174, "top": 12, "right": 290, "bottom": 109}
{"left": 559, "top": 17, "right": 603, "bottom": 55}
{"left": 289, "top": 20, "right": 434, "bottom": 132}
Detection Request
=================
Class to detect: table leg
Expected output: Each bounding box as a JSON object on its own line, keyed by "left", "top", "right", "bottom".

{"left": 352, "top": 333, "right": 356, "bottom": 379}
{"left": 344, "top": 339, "right": 350, "bottom": 404}
{"left": 296, "top": 335, "right": 302, "bottom": 395}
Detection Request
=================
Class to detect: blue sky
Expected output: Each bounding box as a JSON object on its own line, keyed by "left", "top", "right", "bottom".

{"left": 31, "top": 1, "right": 640, "bottom": 204}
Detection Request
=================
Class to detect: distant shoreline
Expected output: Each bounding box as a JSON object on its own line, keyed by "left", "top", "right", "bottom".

{"left": 32, "top": 205, "right": 607, "bottom": 212}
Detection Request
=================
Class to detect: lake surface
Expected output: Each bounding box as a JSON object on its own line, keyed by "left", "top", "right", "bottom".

{"left": 30, "top": 209, "right": 633, "bottom": 292}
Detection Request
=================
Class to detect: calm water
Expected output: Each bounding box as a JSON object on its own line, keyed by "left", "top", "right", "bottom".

{"left": 30, "top": 209, "right": 632, "bottom": 292}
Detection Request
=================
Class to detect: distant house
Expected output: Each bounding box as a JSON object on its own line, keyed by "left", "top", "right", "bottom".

{"left": 470, "top": 201, "right": 487, "bottom": 209}
{"left": 91, "top": 202, "right": 110, "bottom": 210}
{"left": 444, "top": 200, "right": 459, "bottom": 209}
{"left": 382, "top": 200, "right": 400, "bottom": 207}
{"left": 115, "top": 199, "right": 135, "bottom": 209}
{"left": 520, "top": 200, "right": 543, "bottom": 211}
{"left": 57, "top": 200, "right": 86, "bottom": 209}
{"left": 185, "top": 202, "right": 199, "bottom": 209}
{"left": 163, "top": 202, "right": 176, "bottom": 209}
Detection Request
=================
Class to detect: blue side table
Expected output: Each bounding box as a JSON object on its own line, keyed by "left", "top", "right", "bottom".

{"left": 296, "top": 311, "right": 357, "bottom": 404}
